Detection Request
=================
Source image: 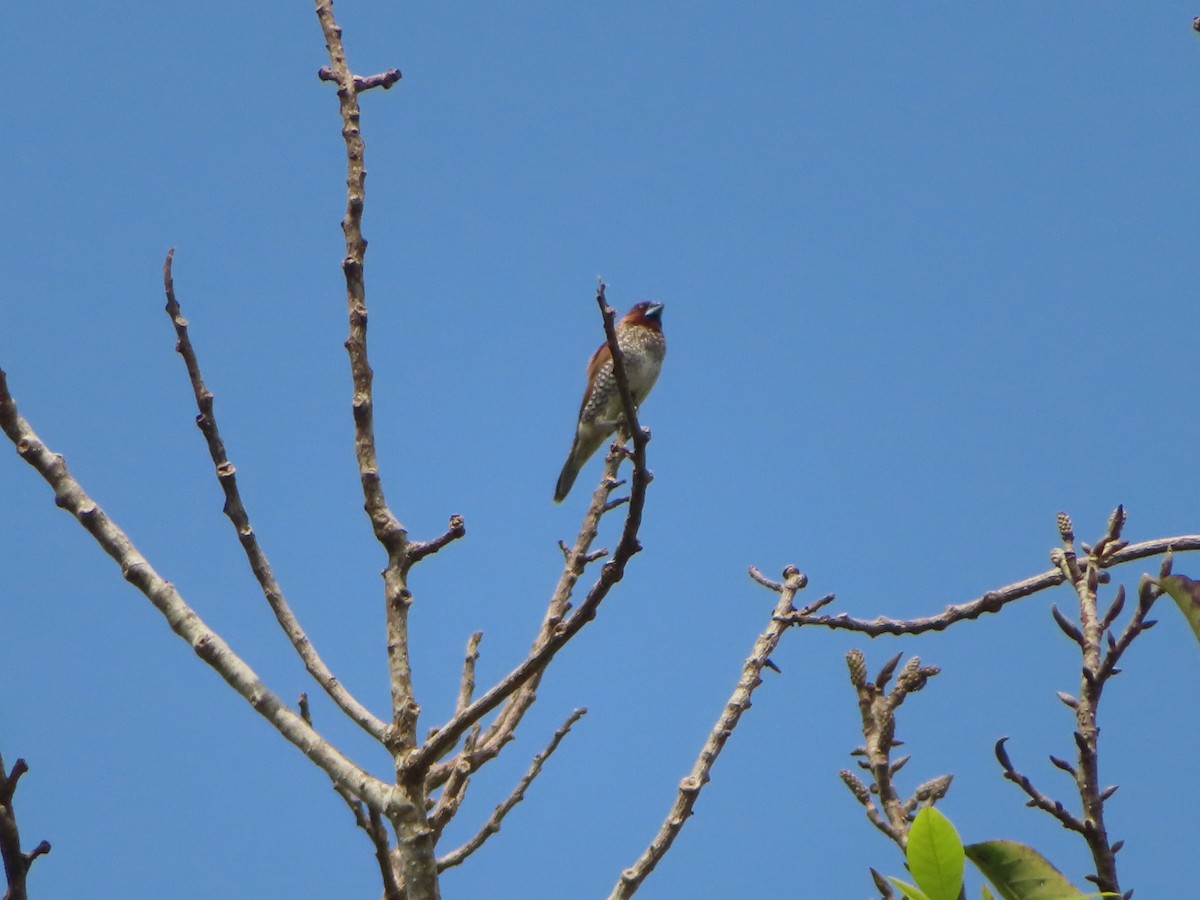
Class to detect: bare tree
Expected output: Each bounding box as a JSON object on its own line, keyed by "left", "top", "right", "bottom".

{"left": 2, "top": 4, "right": 1198, "bottom": 899}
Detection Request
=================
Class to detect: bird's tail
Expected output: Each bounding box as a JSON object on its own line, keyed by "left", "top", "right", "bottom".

{"left": 553, "top": 425, "right": 610, "bottom": 503}
{"left": 553, "top": 455, "right": 582, "bottom": 504}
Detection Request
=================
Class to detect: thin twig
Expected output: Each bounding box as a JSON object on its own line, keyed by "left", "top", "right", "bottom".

{"left": 428, "top": 727, "right": 481, "bottom": 839}
{"left": 314, "top": 4, "right": 439, "bottom": 896}
{"left": 437, "top": 448, "right": 624, "bottom": 787}
{"left": 450, "top": 281, "right": 647, "bottom": 766}
{"left": 162, "top": 249, "right": 387, "bottom": 742}
{"left": 609, "top": 567, "right": 807, "bottom": 899}
{"left": 993, "top": 738, "right": 1085, "bottom": 834}
{"left": 0, "top": 368, "right": 401, "bottom": 818}
{"left": 317, "top": 66, "right": 403, "bottom": 92}
{"left": 414, "top": 454, "right": 626, "bottom": 776}
{"left": 329, "top": 783, "right": 402, "bottom": 899}
{"left": 0, "top": 754, "right": 51, "bottom": 900}
{"left": 314, "top": 0, "right": 417, "bottom": 749}
{"left": 409, "top": 515, "right": 467, "bottom": 566}
{"left": 412, "top": 281, "right": 656, "bottom": 779}
{"left": 437, "top": 708, "right": 587, "bottom": 872}
{"left": 1050, "top": 512, "right": 1127, "bottom": 894}
{"left": 302, "top": 696, "right": 402, "bottom": 900}
{"left": 780, "top": 534, "right": 1200, "bottom": 636}
{"left": 1098, "top": 576, "right": 1161, "bottom": 683}
{"left": 840, "top": 651, "right": 945, "bottom": 850}
{"left": 456, "top": 632, "right": 483, "bottom": 716}
{"left": 994, "top": 510, "right": 1145, "bottom": 897}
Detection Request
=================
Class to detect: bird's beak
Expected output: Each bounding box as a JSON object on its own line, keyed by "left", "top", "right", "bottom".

{"left": 645, "top": 302, "right": 665, "bottom": 320}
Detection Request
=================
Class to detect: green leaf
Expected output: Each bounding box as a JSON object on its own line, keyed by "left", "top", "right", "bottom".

{"left": 888, "top": 877, "right": 934, "bottom": 900}
{"left": 982, "top": 887, "right": 996, "bottom": 900}
{"left": 907, "top": 807, "right": 965, "bottom": 900}
{"left": 965, "top": 840, "right": 1089, "bottom": 900}
{"left": 1156, "top": 574, "right": 1200, "bottom": 643}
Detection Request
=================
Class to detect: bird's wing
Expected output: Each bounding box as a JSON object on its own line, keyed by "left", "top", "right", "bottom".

{"left": 578, "top": 340, "right": 613, "bottom": 418}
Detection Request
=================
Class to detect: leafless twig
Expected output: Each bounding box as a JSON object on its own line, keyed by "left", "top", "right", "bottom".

{"left": 0, "top": 754, "right": 51, "bottom": 900}
{"left": 299, "top": 695, "right": 403, "bottom": 900}
{"left": 315, "top": 2, "right": 442, "bottom": 894}
{"left": 839, "top": 651, "right": 946, "bottom": 850}
{"left": 437, "top": 708, "right": 587, "bottom": 871}
{"left": 410, "top": 515, "right": 467, "bottom": 566}
{"left": 315, "top": 0, "right": 421, "bottom": 753}
{"left": 410, "top": 280, "right": 656, "bottom": 779}
{"left": 318, "top": 67, "right": 403, "bottom": 92}
{"left": 995, "top": 509, "right": 1147, "bottom": 898}
{"left": 0, "top": 369, "right": 400, "bottom": 817}
{"left": 162, "top": 249, "right": 387, "bottom": 742}
{"left": 430, "top": 448, "right": 624, "bottom": 791}
{"left": 455, "top": 632, "right": 483, "bottom": 716}
{"left": 780, "top": 531, "right": 1200, "bottom": 637}
{"left": 994, "top": 738, "right": 1085, "bottom": 835}
{"left": 609, "top": 566, "right": 807, "bottom": 899}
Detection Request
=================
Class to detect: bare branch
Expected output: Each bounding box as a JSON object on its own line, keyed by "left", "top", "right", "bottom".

{"left": 408, "top": 515, "right": 467, "bottom": 566}
{"left": 593, "top": 279, "right": 654, "bottom": 542}
{"left": 1056, "top": 516, "right": 1130, "bottom": 894}
{"left": 1098, "top": 578, "right": 1158, "bottom": 681}
{"left": 0, "top": 754, "right": 51, "bottom": 900}
{"left": 413, "top": 450, "right": 628, "bottom": 774}
{"left": 162, "top": 249, "right": 388, "bottom": 742}
{"left": 428, "top": 727, "right": 481, "bottom": 839}
{"left": 437, "top": 708, "right": 587, "bottom": 872}
{"left": 300, "top": 700, "right": 402, "bottom": 900}
{"left": 317, "top": 66, "right": 403, "bottom": 92}
{"left": 840, "top": 650, "right": 945, "bottom": 850}
{"left": 313, "top": 5, "right": 446, "bottom": 895}
{"left": 422, "top": 448, "right": 624, "bottom": 799}
{"left": 994, "top": 738, "right": 1085, "bottom": 834}
{"left": 0, "top": 369, "right": 403, "bottom": 819}
{"left": 780, "top": 534, "right": 1200, "bottom": 636}
{"left": 330, "top": 785, "right": 402, "bottom": 900}
{"left": 438, "top": 281, "right": 655, "bottom": 771}
{"left": 747, "top": 565, "right": 783, "bottom": 591}
{"left": 414, "top": 280, "right": 661, "bottom": 781}
{"left": 609, "top": 567, "right": 807, "bottom": 898}
{"left": 447, "top": 449, "right": 624, "bottom": 780}
{"left": 314, "top": 0, "right": 418, "bottom": 750}
{"left": 456, "top": 632, "right": 483, "bottom": 716}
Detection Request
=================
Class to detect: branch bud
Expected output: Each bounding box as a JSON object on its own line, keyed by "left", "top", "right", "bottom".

{"left": 846, "top": 649, "right": 867, "bottom": 687}
{"left": 1056, "top": 511, "right": 1074, "bottom": 543}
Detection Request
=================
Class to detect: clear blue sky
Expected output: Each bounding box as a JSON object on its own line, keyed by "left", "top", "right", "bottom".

{"left": 3, "top": 3, "right": 1199, "bottom": 898}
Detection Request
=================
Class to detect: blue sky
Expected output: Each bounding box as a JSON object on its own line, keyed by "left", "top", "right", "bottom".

{"left": 3, "top": 2, "right": 1199, "bottom": 898}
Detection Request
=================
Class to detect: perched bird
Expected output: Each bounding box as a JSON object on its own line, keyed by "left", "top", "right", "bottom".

{"left": 554, "top": 301, "right": 666, "bottom": 502}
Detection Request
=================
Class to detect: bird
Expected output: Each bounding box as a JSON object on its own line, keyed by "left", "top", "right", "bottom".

{"left": 554, "top": 301, "right": 666, "bottom": 503}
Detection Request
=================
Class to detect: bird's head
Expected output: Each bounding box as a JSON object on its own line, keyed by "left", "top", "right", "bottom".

{"left": 622, "top": 301, "right": 665, "bottom": 330}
